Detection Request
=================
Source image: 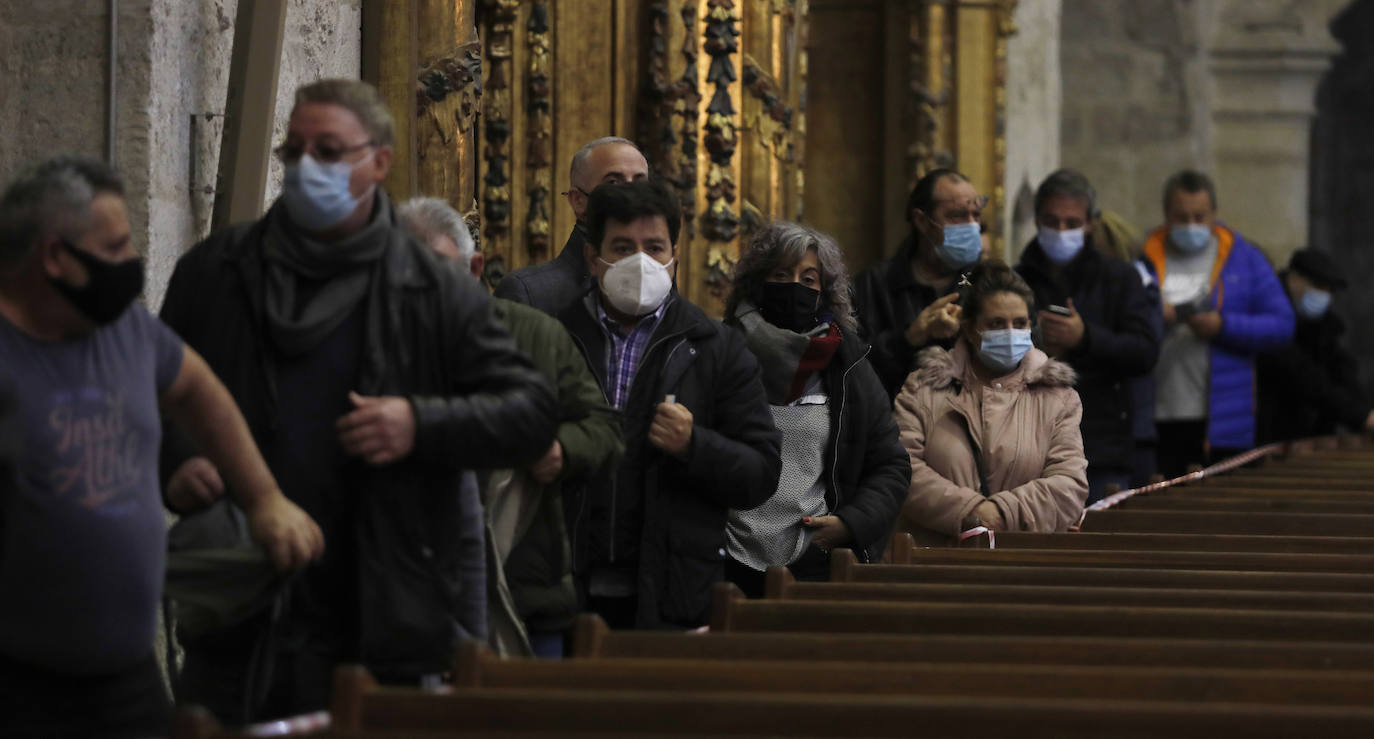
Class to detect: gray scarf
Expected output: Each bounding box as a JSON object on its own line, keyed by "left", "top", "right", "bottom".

{"left": 261, "top": 190, "right": 397, "bottom": 355}
{"left": 733, "top": 303, "right": 839, "bottom": 405}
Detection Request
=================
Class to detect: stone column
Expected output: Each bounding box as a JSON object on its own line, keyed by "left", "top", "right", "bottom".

{"left": 1002, "top": 0, "right": 1061, "bottom": 260}
{"left": 1205, "top": 0, "right": 1343, "bottom": 262}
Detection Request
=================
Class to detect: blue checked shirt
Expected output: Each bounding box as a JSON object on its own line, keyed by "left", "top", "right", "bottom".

{"left": 596, "top": 297, "right": 671, "bottom": 409}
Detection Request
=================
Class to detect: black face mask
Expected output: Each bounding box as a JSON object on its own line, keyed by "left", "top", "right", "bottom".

{"left": 50, "top": 240, "right": 145, "bottom": 326}
{"left": 758, "top": 281, "right": 821, "bottom": 333}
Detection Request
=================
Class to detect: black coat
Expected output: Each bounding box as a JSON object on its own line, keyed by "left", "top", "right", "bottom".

{"left": 853, "top": 234, "right": 957, "bottom": 400}
{"left": 1257, "top": 280, "right": 1371, "bottom": 442}
{"left": 1016, "top": 241, "right": 1161, "bottom": 475}
{"left": 493, "top": 226, "right": 591, "bottom": 316}
{"left": 559, "top": 294, "right": 781, "bottom": 628}
{"left": 811, "top": 336, "right": 912, "bottom": 563}
{"left": 160, "top": 212, "right": 557, "bottom": 678}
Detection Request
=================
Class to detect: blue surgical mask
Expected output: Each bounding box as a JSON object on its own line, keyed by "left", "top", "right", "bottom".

{"left": 1038, "top": 226, "right": 1086, "bottom": 265}
{"left": 1169, "top": 224, "right": 1212, "bottom": 254}
{"left": 282, "top": 154, "right": 367, "bottom": 231}
{"left": 1297, "top": 288, "right": 1331, "bottom": 320}
{"left": 935, "top": 222, "right": 983, "bottom": 269}
{"left": 978, "top": 328, "right": 1033, "bottom": 375}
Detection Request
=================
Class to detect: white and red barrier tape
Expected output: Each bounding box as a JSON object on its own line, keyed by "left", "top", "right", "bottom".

{"left": 1085, "top": 442, "right": 1286, "bottom": 513}
{"left": 958, "top": 525, "right": 995, "bottom": 549}
{"left": 242, "top": 710, "right": 330, "bottom": 737}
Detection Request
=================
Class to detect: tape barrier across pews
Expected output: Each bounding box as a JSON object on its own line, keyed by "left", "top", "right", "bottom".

{"left": 957, "top": 442, "right": 1288, "bottom": 546}
{"left": 1086, "top": 442, "right": 1286, "bottom": 513}
{"left": 241, "top": 710, "right": 330, "bottom": 737}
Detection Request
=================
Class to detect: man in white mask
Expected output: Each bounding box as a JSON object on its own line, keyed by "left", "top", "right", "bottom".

{"left": 1014, "top": 169, "right": 1160, "bottom": 503}
{"left": 159, "top": 79, "right": 558, "bottom": 723}
{"left": 1142, "top": 169, "right": 1293, "bottom": 477}
{"left": 556, "top": 179, "right": 781, "bottom": 630}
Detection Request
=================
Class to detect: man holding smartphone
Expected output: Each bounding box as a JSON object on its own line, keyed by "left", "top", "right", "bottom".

{"left": 1016, "top": 169, "right": 1161, "bottom": 503}
{"left": 1143, "top": 170, "right": 1293, "bottom": 477}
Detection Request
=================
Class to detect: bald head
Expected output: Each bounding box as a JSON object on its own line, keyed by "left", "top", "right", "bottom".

{"left": 567, "top": 138, "right": 649, "bottom": 221}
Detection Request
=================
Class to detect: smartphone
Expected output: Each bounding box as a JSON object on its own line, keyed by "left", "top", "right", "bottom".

{"left": 1047, "top": 305, "right": 1072, "bottom": 317}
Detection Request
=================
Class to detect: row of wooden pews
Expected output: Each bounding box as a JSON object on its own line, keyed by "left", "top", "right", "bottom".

{"left": 173, "top": 436, "right": 1374, "bottom": 737}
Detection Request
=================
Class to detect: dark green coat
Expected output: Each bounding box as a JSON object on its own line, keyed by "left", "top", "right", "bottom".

{"left": 492, "top": 298, "right": 623, "bottom": 631}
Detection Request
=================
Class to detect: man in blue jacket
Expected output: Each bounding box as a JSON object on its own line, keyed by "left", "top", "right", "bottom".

{"left": 1143, "top": 170, "right": 1294, "bottom": 477}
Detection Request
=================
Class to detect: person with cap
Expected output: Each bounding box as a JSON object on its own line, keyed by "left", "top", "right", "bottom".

{"left": 1256, "top": 249, "right": 1374, "bottom": 442}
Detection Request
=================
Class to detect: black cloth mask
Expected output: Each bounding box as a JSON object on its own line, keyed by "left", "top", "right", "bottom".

{"left": 758, "top": 281, "right": 821, "bottom": 334}
{"left": 51, "top": 240, "right": 145, "bottom": 326}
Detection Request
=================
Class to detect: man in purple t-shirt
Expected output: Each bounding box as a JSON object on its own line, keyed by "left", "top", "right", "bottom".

{"left": 0, "top": 157, "right": 324, "bottom": 738}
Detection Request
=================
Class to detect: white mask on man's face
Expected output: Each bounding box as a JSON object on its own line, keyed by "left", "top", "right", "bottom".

{"left": 598, "top": 252, "right": 674, "bottom": 317}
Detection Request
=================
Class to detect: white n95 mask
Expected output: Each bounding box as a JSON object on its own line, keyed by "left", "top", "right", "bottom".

{"left": 598, "top": 252, "right": 675, "bottom": 317}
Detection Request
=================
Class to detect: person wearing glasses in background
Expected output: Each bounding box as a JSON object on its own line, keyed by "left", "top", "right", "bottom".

{"left": 854, "top": 169, "right": 988, "bottom": 400}
{"left": 495, "top": 137, "right": 651, "bottom": 316}
{"left": 160, "top": 79, "right": 558, "bottom": 724}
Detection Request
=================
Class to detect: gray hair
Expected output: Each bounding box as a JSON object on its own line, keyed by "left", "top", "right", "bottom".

{"left": 294, "top": 78, "right": 395, "bottom": 147}
{"left": 0, "top": 156, "right": 124, "bottom": 269}
{"left": 569, "top": 136, "right": 640, "bottom": 188}
{"left": 726, "top": 221, "right": 858, "bottom": 336}
{"left": 1034, "top": 168, "right": 1098, "bottom": 220}
{"left": 397, "top": 197, "right": 476, "bottom": 268}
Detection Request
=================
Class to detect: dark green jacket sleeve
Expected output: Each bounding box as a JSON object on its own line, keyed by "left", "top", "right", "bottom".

{"left": 547, "top": 318, "right": 623, "bottom": 481}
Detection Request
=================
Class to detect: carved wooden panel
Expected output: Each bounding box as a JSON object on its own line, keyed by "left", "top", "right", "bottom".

{"left": 366, "top": 0, "right": 1009, "bottom": 311}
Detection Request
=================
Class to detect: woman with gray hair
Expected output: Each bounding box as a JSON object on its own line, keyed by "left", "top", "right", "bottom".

{"left": 723, "top": 222, "right": 910, "bottom": 595}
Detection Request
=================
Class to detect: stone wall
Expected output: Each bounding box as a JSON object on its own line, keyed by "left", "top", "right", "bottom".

{"left": 0, "top": 0, "right": 361, "bottom": 310}
{"left": 1058, "top": 0, "right": 1212, "bottom": 238}
{"left": 1060, "top": 0, "right": 1347, "bottom": 262}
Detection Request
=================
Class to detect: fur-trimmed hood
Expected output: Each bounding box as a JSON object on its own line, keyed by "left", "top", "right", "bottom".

{"left": 912, "top": 341, "right": 1077, "bottom": 392}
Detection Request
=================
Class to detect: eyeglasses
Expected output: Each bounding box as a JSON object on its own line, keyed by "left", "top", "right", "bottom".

{"left": 273, "top": 139, "right": 375, "bottom": 165}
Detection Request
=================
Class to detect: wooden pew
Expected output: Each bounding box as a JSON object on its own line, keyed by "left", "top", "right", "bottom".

{"left": 1115, "top": 496, "right": 1374, "bottom": 514}
{"left": 1150, "top": 486, "right": 1374, "bottom": 502}
{"left": 708, "top": 582, "right": 1374, "bottom": 642}
{"left": 331, "top": 667, "right": 1374, "bottom": 738}
{"left": 1077, "top": 509, "right": 1374, "bottom": 536}
{"left": 761, "top": 566, "right": 1374, "bottom": 612}
{"left": 884, "top": 545, "right": 1374, "bottom": 577}
{"left": 454, "top": 641, "right": 1374, "bottom": 707}
{"left": 1190, "top": 474, "right": 1374, "bottom": 491}
{"left": 972, "top": 531, "right": 1374, "bottom": 554}
{"left": 571, "top": 614, "right": 1374, "bottom": 671}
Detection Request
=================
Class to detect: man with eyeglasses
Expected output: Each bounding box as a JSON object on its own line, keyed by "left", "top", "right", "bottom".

{"left": 160, "top": 78, "right": 558, "bottom": 723}
{"left": 494, "top": 136, "right": 650, "bottom": 316}
{"left": 854, "top": 168, "right": 988, "bottom": 400}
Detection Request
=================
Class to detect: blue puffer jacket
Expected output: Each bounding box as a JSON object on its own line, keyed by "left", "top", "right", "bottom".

{"left": 1144, "top": 224, "right": 1294, "bottom": 450}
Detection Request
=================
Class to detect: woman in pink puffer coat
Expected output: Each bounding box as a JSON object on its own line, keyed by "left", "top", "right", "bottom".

{"left": 892, "top": 261, "right": 1088, "bottom": 546}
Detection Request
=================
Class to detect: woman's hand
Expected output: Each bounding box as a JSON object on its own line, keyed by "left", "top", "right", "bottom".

{"left": 971, "top": 500, "right": 1006, "bottom": 532}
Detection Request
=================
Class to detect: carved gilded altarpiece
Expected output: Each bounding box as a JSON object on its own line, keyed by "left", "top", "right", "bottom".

{"left": 365, "top": 0, "right": 1012, "bottom": 314}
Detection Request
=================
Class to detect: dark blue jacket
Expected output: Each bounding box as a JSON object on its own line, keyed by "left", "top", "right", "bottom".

{"left": 1017, "top": 241, "right": 1161, "bottom": 475}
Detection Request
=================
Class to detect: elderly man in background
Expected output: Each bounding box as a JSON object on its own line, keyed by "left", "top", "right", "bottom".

{"left": 160, "top": 79, "right": 557, "bottom": 723}
{"left": 494, "top": 136, "right": 650, "bottom": 315}
{"left": 400, "top": 196, "right": 622, "bottom": 658}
